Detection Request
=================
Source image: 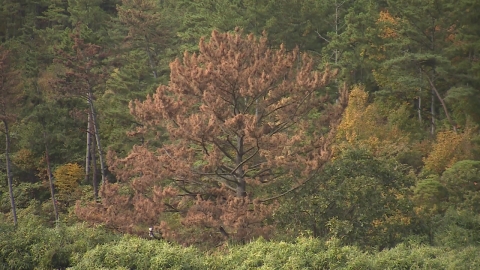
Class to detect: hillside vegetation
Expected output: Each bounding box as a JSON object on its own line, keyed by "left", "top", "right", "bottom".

{"left": 1, "top": 0, "right": 480, "bottom": 268}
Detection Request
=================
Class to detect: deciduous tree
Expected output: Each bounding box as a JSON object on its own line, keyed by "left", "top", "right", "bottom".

{"left": 423, "top": 127, "right": 475, "bottom": 175}
{"left": 54, "top": 163, "right": 84, "bottom": 206}
{"left": 441, "top": 160, "right": 480, "bottom": 212}
{"left": 277, "top": 148, "right": 416, "bottom": 249}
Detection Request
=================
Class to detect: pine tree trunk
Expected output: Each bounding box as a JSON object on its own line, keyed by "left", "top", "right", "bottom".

{"left": 334, "top": 0, "right": 340, "bottom": 65}
{"left": 430, "top": 19, "right": 436, "bottom": 135}
{"left": 418, "top": 68, "right": 422, "bottom": 124}
{"left": 85, "top": 112, "right": 92, "bottom": 184}
{"left": 44, "top": 131, "right": 59, "bottom": 222}
{"left": 430, "top": 87, "right": 435, "bottom": 135}
{"left": 87, "top": 92, "right": 106, "bottom": 185}
{"left": 91, "top": 135, "right": 99, "bottom": 200}
{"left": 235, "top": 135, "right": 246, "bottom": 197}
{"left": 3, "top": 119, "right": 17, "bottom": 226}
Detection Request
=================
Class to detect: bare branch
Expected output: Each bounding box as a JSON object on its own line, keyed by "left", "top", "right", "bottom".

{"left": 315, "top": 30, "right": 330, "bottom": 43}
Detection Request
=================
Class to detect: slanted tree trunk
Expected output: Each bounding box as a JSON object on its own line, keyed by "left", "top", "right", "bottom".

{"left": 87, "top": 91, "right": 106, "bottom": 185}
{"left": 3, "top": 119, "right": 17, "bottom": 226}
{"left": 426, "top": 75, "right": 457, "bottom": 133}
{"left": 44, "top": 131, "right": 59, "bottom": 222}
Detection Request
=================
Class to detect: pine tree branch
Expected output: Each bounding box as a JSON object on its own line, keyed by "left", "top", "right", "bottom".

{"left": 315, "top": 30, "right": 330, "bottom": 43}
{"left": 258, "top": 170, "right": 318, "bottom": 203}
{"left": 231, "top": 146, "right": 259, "bottom": 176}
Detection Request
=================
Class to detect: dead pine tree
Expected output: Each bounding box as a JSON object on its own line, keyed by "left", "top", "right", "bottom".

{"left": 77, "top": 29, "right": 348, "bottom": 247}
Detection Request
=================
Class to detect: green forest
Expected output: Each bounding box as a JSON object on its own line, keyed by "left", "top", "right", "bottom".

{"left": 1, "top": 0, "right": 480, "bottom": 269}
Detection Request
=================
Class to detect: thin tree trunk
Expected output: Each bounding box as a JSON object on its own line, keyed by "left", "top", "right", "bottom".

{"left": 430, "top": 85, "right": 435, "bottom": 135}
{"left": 426, "top": 75, "right": 457, "bottom": 133}
{"left": 334, "top": 0, "right": 340, "bottom": 65}
{"left": 235, "top": 135, "right": 246, "bottom": 197}
{"left": 3, "top": 120, "right": 17, "bottom": 226}
{"left": 418, "top": 68, "right": 422, "bottom": 124}
{"left": 44, "top": 131, "right": 59, "bottom": 222}
{"left": 418, "top": 95, "right": 422, "bottom": 124}
{"left": 87, "top": 92, "right": 106, "bottom": 185}
{"left": 430, "top": 19, "right": 436, "bottom": 135}
{"left": 85, "top": 112, "right": 92, "bottom": 184}
{"left": 91, "top": 135, "right": 99, "bottom": 200}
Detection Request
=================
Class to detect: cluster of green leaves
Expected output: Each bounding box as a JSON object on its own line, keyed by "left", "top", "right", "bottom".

{"left": 276, "top": 147, "right": 416, "bottom": 249}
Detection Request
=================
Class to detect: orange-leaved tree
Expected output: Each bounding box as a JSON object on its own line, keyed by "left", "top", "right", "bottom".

{"left": 77, "top": 29, "right": 348, "bottom": 246}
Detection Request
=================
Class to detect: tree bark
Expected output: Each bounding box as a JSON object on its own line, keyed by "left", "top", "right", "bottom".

{"left": 430, "top": 18, "right": 436, "bottom": 135}
{"left": 418, "top": 68, "right": 422, "bottom": 124}
{"left": 430, "top": 83, "right": 435, "bottom": 135}
{"left": 426, "top": 75, "right": 457, "bottom": 133}
{"left": 235, "top": 135, "right": 246, "bottom": 197}
{"left": 44, "top": 131, "right": 59, "bottom": 222}
{"left": 3, "top": 119, "right": 17, "bottom": 226}
{"left": 87, "top": 91, "right": 107, "bottom": 185}
{"left": 85, "top": 112, "right": 92, "bottom": 184}
{"left": 91, "top": 134, "right": 99, "bottom": 200}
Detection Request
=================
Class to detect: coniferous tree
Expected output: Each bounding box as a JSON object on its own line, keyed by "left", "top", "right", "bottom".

{"left": 77, "top": 29, "right": 348, "bottom": 246}
{"left": 0, "top": 46, "right": 22, "bottom": 226}
{"left": 53, "top": 27, "right": 108, "bottom": 195}
{"left": 116, "top": 0, "right": 170, "bottom": 80}
{"left": 373, "top": 0, "right": 463, "bottom": 133}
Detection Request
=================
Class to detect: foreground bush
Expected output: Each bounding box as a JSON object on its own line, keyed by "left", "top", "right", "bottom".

{"left": 3, "top": 208, "right": 480, "bottom": 269}
{"left": 72, "top": 237, "right": 480, "bottom": 269}
{"left": 0, "top": 209, "right": 118, "bottom": 269}
{"left": 71, "top": 236, "right": 204, "bottom": 270}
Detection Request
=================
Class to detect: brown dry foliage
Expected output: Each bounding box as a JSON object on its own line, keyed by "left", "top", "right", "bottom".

{"left": 117, "top": 0, "right": 168, "bottom": 47}
{"left": 77, "top": 29, "right": 348, "bottom": 247}
{"left": 53, "top": 27, "right": 107, "bottom": 99}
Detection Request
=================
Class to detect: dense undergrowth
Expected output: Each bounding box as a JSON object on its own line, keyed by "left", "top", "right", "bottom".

{"left": 2, "top": 206, "right": 480, "bottom": 269}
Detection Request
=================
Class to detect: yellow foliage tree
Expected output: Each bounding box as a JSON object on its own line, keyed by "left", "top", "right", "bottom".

{"left": 336, "top": 86, "right": 410, "bottom": 157}
{"left": 423, "top": 128, "right": 475, "bottom": 174}
{"left": 54, "top": 163, "right": 84, "bottom": 204}
{"left": 377, "top": 10, "right": 400, "bottom": 39}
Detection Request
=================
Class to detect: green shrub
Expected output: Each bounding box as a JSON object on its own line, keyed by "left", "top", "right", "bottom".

{"left": 433, "top": 208, "right": 480, "bottom": 248}
{"left": 71, "top": 236, "right": 204, "bottom": 269}
{"left": 0, "top": 206, "right": 118, "bottom": 269}
{"left": 206, "top": 238, "right": 366, "bottom": 270}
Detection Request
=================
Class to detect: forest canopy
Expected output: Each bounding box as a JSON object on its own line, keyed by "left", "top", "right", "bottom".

{"left": 1, "top": 0, "right": 480, "bottom": 268}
